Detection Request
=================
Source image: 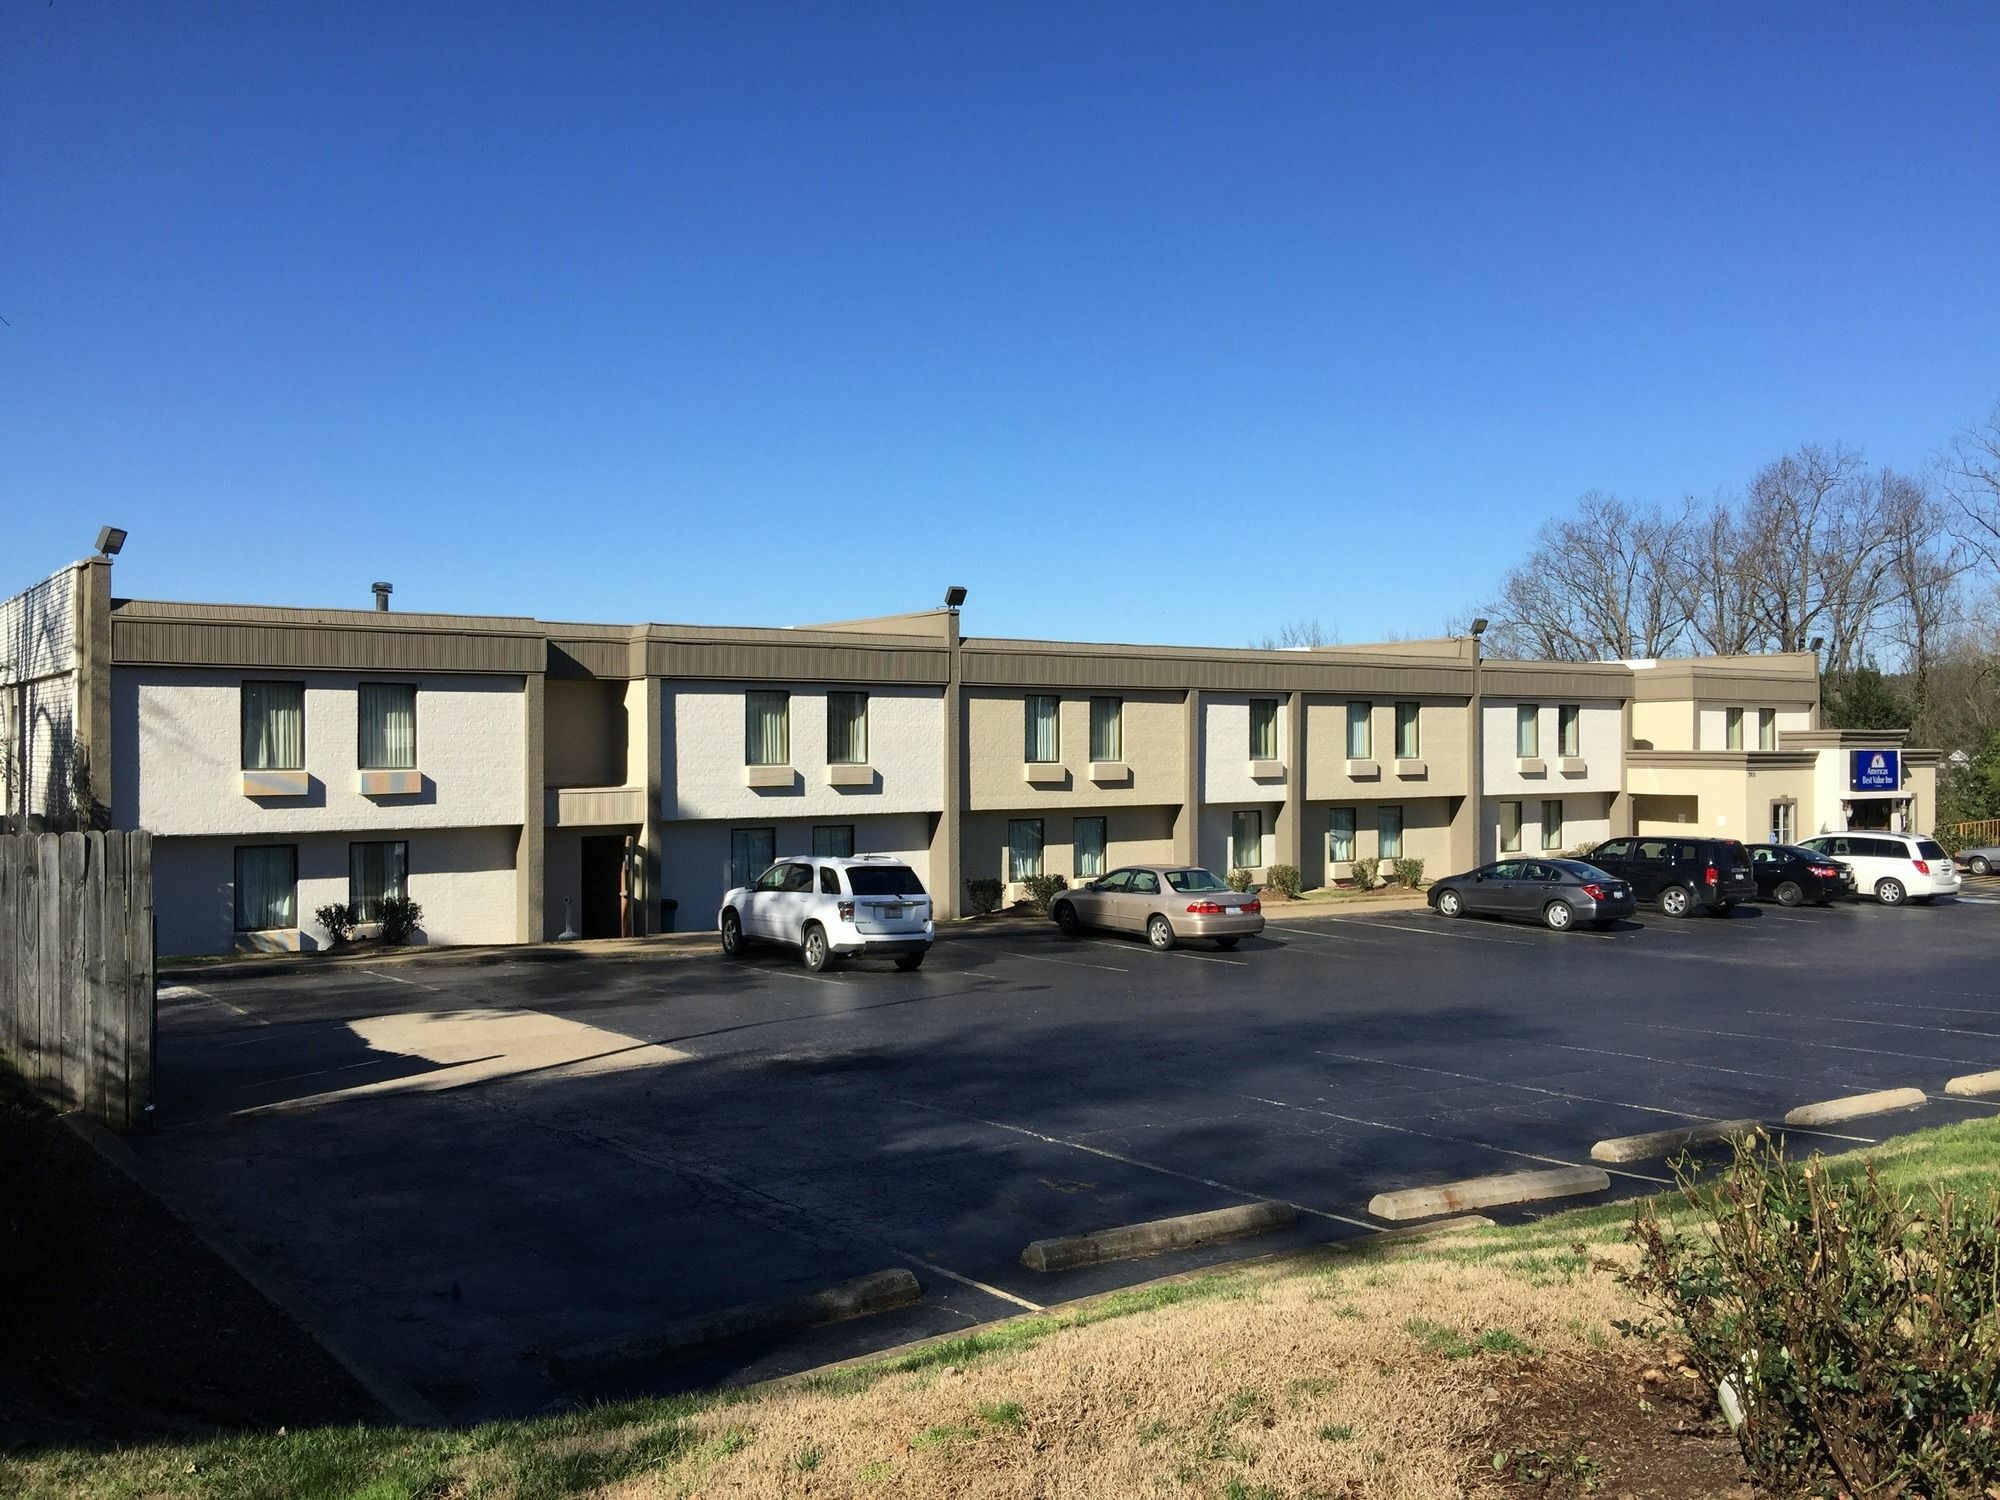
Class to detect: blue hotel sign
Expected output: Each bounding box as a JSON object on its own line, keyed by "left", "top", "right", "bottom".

{"left": 1851, "top": 749, "right": 1901, "bottom": 792}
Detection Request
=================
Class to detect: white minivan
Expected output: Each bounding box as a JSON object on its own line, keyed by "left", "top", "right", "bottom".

{"left": 1795, "top": 832, "right": 1961, "bottom": 906}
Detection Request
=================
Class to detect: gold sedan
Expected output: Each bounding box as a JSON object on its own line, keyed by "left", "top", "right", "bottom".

{"left": 1051, "top": 865, "right": 1264, "bottom": 951}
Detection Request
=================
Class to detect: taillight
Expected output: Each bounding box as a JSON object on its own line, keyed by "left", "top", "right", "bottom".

{"left": 1243, "top": 899, "right": 1261, "bottom": 914}
{"left": 1912, "top": 859, "right": 1930, "bottom": 875}
{"left": 1810, "top": 864, "right": 1839, "bottom": 878}
{"left": 838, "top": 901, "right": 854, "bottom": 920}
{"left": 1581, "top": 883, "right": 1607, "bottom": 900}
{"left": 1187, "top": 901, "right": 1225, "bottom": 915}
{"left": 1703, "top": 867, "right": 1719, "bottom": 886}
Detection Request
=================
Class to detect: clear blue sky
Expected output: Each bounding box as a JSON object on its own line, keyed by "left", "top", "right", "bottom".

{"left": 5, "top": 3, "right": 1996, "bottom": 644}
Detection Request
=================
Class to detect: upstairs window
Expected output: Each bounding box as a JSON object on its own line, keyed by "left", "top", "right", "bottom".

{"left": 745, "top": 691, "right": 790, "bottom": 766}
{"left": 1726, "top": 706, "right": 1744, "bottom": 750}
{"left": 1394, "top": 702, "right": 1419, "bottom": 759}
{"left": 1249, "top": 699, "right": 1280, "bottom": 761}
{"left": 358, "top": 684, "right": 416, "bottom": 770}
{"left": 1346, "top": 701, "right": 1371, "bottom": 759}
{"left": 1758, "top": 709, "right": 1778, "bottom": 751}
{"left": 1516, "top": 705, "right": 1540, "bottom": 759}
{"left": 827, "top": 692, "right": 868, "bottom": 765}
{"left": 1025, "top": 696, "right": 1060, "bottom": 763}
{"left": 241, "top": 682, "right": 304, "bottom": 770}
{"left": 1089, "top": 697, "right": 1123, "bottom": 762}
{"left": 1558, "top": 704, "right": 1580, "bottom": 758}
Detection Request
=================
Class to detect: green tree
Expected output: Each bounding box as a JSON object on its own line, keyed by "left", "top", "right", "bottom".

{"left": 1822, "top": 666, "right": 1912, "bottom": 731}
{"left": 1940, "top": 727, "right": 2000, "bottom": 826}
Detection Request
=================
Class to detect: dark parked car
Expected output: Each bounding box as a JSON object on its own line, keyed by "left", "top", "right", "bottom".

{"left": 1426, "top": 858, "right": 1637, "bottom": 932}
{"left": 1745, "top": 843, "right": 1846, "bottom": 906}
{"left": 1585, "top": 837, "right": 1758, "bottom": 917}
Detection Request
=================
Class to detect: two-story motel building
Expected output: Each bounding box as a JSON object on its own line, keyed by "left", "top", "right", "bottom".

{"left": 1, "top": 557, "right": 1940, "bottom": 956}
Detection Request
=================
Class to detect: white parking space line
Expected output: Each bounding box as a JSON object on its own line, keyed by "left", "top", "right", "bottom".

{"left": 1267, "top": 923, "right": 1387, "bottom": 945}
{"left": 1000, "top": 949, "right": 1131, "bottom": 974}
{"left": 1083, "top": 939, "right": 1247, "bottom": 967}
{"left": 1755, "top": 913, "right": 1818, "bottom": 924}
{"left": 883, "top": 1249, "right": 1043, "bottom": 1311}
{"left": 1312, "top": 1048, "right": 1747, "bottom": 1125}
{"left": 157, "top": 981, "right": 269, "bottom": 1024}
{"left": 765, "top": 968, "right": 853, "bottom": 988}
{"left": 1314, "top": 915, "right": 1535, "bottom": 948}
{"left": 890, "top": 1095, "right": 1379, "bottom": 1231}
{"left": 1546, "top": 1040, "right": 1883, "bottom": 1134}
{"left": 1746, "top": 1008, "right": 2000, "bottom": 1042}
{"left": 1639, "top": 1018, "right": 2000, "bottom": 1071}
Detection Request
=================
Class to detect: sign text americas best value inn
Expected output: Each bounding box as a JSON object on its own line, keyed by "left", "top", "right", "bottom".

{"left": 1851, "top": 749, "right": 1901, "bottom": 792}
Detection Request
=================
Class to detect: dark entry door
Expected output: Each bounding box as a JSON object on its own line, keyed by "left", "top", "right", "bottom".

{"left": 580, "top": 835, "right": 629, "bottom": 939}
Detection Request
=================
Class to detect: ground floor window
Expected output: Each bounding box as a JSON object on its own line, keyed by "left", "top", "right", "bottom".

{"left": 1540, "top": 799, "right": 1564, "bottom": 851}
{"left": 1008, "top": 819, "right": 1044, "bottom": 880}
{"left": 1327, "top": 806, "right": 1356, "bottom": 863}
{"left": 348, "top": 840, "right": 408, "bottom": 922}
{"left": 1074, "top": 816, "right": 1107, "bottom": 878}
{"left": 1499, "top": 801, "right": 1523, "bottom": 854}
{"left": 1771, "top": 801, "right": 1795, "bottom": 843}
{"left": 234, "top": 845, "right": 297, "bottom": 931}
{"left": 730, "top": 827, "right": 776, "bottom": 889}
{"left": 1378, "top": 804, "right": 1404, "bottom": 860}
{"left": 1231, "top": 810, "right": 1262, "bottom": 871}
{"left": 812, "top": 825, "right": 854, "bottom": 858}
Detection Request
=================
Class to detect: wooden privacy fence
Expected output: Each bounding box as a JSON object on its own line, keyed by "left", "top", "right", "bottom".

{"left": 1945, "top": 819, "right": 2000, "bottom": 850}
{"left": 0, "top": 830, "right": 155, "bottom": 1128}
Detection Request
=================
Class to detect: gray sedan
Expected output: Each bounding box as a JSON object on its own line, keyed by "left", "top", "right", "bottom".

{"left": 1427, "top": 858, "right": 1637, "bottom": 932}
{"left": 1959, "top": 845, "right": 2000, "bottom": 877}
{"left": 1052, "top": 865, "right": 1263, "bottom": 950}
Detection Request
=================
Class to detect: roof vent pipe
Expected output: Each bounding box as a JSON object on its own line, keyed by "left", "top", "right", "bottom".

{"left": 371, "top": 581, "right": 393, "bottom": 612}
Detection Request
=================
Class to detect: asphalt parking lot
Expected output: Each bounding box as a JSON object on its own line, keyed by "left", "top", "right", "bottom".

{"left": 139, "top": 877, "right": 2000, "bottom": 1422}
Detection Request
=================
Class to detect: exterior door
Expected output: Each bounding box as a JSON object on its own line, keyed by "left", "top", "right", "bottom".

{"left": 579, "top": 835, "right": 627, "bottom": 939}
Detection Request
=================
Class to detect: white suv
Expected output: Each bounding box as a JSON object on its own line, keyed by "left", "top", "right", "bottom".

{"left": 1796, "top": 831, "right": 1961, "bottom": 906}
{"left": 718, "top": 855, "right": 934, "bottom": 972}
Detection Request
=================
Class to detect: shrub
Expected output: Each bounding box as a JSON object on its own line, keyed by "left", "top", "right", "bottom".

{"left": 1264, "top": 864, "right": 1302, "bottom": 899}
{"left": 375, "top": 894, "right": 424, "bottom": 945}
{"left": 1622, "top": 1131, "right": 2000, "bottom": 1498}
{"left": 1021, "top": 873, "right": 1068, "bottom": 914}
{"left": 964, "top": 878, "right": 1003, "bottom": 915}
{"left": 314, "top": 902, "right": 355, "bottom": 946}
{"left": 1226, "top": 867, "right": 1254, "bottom": 892}
{"left": 1350, "top": 855, "right": 1380, "bottom": 889}
{"left": 1392, "top": 856, "right": 1425, "bottom": 889}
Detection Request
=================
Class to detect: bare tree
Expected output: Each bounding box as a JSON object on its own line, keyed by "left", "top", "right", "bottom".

{"left": 1674, "top": 503, "right": 1762, "bottom": 655}
{"left": 1941, "top": 400, "right": 2000, "bottom": 577}
{"left": 1878, "top": 474, "right": 1965, "bottom": 724}
{"left": 1482, "top": 492, "right": 1695, "bottom": 660}
{"left": 1251, "top": 618, "right": 1335, "bottom": 649}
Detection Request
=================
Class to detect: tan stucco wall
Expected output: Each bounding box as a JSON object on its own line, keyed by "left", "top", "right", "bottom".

{"left": 1631, "top": 699, "right": 1692, "bottom": 751}
{"left": 1302, "top": 697, "right": 1468, "bottom": 801}
{"left": 963, "top": 804, "right": 1178, "bottom": 901}
{"left": 1626, "top": 762, "right": 1818, "bottom": 841}
{"left": 966, "top": 688, "right": 1184, "bottom": 811}
{"left": 545, "top": 678, "right": 628, "bottom": 788}
{"left": 1307, "top": 794, "right": 1458, "bottom": 882}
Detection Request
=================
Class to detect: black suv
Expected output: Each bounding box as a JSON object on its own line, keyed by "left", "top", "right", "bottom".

{"left": 1585, "top": 837, "right": 1759, "bottom": 917}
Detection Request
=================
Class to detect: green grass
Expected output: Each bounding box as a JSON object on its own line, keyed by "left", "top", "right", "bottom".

{"left": 1402, "top": 1318, "right": 1533, "bottom": 1360}
{"left": 975, "top": 1400, "right": 1025, "bottom": 1431}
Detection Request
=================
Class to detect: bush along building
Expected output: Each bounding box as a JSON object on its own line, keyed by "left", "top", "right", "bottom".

{"left": 1, "top": 553, "right": 1941, "bottom": 955}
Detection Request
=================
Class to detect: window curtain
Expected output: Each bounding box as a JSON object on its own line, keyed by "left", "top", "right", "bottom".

{"left": 1074, "top": 817, "right": 1106, "bottom": 877}
{"left": 1250, "top": 700, "right": 1279, "bottom": 760}
{"left": 1346, "top": 702, "right": 1370, "bottom": 759}
{"left": 1396, "top": 703, "right": 1419, "bottom": 759}
{"left": 746, "top": 692, "right": 790, "bottom": 766}
{"left": 1759, "top": 710, "right": 1777, "bottom": 751}
{"left": 1559, "top": 705, "right": 1580, "bottom": 758}
{"left": 242, "top": 682, "right": 304, "bottom": 770}
{"left": 1516, "top": 706, "right": 1539, "bottom": 758}
{"left": 1379, "top": 806, "right": 1404, "bottom": 860}
{"left": 1328, "top": 808, "right": 1356, "bottom": 862}
{"left": 1231, "top": 810, "right": 1262, "bottom": 870}
{"left": 1025, "top": 697, "right": 1058, "bottom": 762}
{"left": 1009, "top": 819, "right": 1044, "bottom": 879}
{"left": 349, "top": 841, "right": 408, "bottom": 922}
{"left": 1541, "top": 800, "right": 1563, "bottom": 850}
{"left": 1500, "top": 801, "right": 1523, "bottom": 852}
{"left": 813, "top": 825, "right": 854, "bottom": 857}
{"left": 827, "top": 693, "right": 867, "bottom": 765}
{"left": 359, "top": 684, "right": 416, "bottom": 769}
{"left": 730, "top": 828, "right": 776, "bottom": 888}
{"left": 234, "top": 845, "right": 297, "bottom": 930}
{"left": 1726, "top": 707, "right": 1744, "bottom": 750}
{"left": 1089, "top": 698, "right": 1122, "bottom": 761}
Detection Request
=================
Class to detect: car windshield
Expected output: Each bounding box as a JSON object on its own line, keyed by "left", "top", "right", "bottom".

{"left": 1165, "top": 868, "right": 1228, "bottom": 893}
{"left": 1917, "top": 840, "right": 1948, "bottom": 861}
{"left": 847, "top": 866, "right": 927, "bottom": 897}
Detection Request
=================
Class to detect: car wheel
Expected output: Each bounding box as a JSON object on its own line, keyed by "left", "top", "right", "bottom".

{"left": 1774, "top": 880, "right": 1804, "bottom": 907}
{"left": 1542, "top": 901, "right": 1574, "bottom": 932}
{"left": 720, "top": 909, "right": 748, "bottom": 958}
{"left": 1215, "top": 937, "right": 1240, "bottom": 950}
{"left": 1053, "top": 901, "right": 1081, "bottom": 936}
{"left": 894, "top": 952, "right": 925, "bottom": 971}
{"left": 1875, "top": 877, "right": 1907, "bottom": 907}
{"left": 801, "top": 923, "right": 831, "bottom": 971}
{"left": 1436, "top": 889, "right": 1463, "bottom": 919}
{"left": 1146, "top": 914, "right": 1177, "bottom": 951}
{"left": 1971, "top": 856, "right": 1992, "bottom": 876}
{"left": 1659, "top": 885, "right": 1693, "bottom": 918}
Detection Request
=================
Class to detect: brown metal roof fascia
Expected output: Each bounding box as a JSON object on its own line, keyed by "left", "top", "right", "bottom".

{"left": 109, "top": 599, "right": 545, "bottom": 674}
{"left": 1478, "top": 660, "right": 1634, "bottom": 700}
{"left": 1629, "top": 658, "right": 1820, "bottom": 705}
{"left": 1781, "top": 728, "right": 1912, "bottom": 749}
{"left": 641, "top": 626, "right": 949, "bottom": 685}
{"left": 1627, "top": 749, "right": 1820, "bottom": 771}
{"left": 959, "top": 640, "right": 1476, "bottom": 695}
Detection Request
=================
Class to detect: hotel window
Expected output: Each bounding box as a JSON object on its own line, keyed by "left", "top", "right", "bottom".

{"left": 812, "top": 825, "right": 854, "bottom": 858}
{"left": 1500, "top": 801, "right": 1523, "bottom": 853}
{"left": 1378, "top": 804, "right": 1404, "bottom": 860}
{"left": 1726, "top": 706, "right": 1744, "bottom": 750}
{"left": 241, "top": 682, "right": 304, "bottom": 770}
{"left": 1558, "top": 704, "right": 1580, "bottom": 758}
{"left": 729, "top": 827, "right": 776, "bottom": 889}
{"left": 1541, "top": 799, "right": 1564, "bottom": 851}
{"left": 233, "top": 844, "right": 297, "bottom": 931}
{"left": 349, "top": 840, "right": 408, "bottom": 923}
{"left": 1074, "top": 816, "right": 1108, "bottom": 878}
{"left": 1771, "top": 800, "right": 1795, "bottom": 843}
{"left": 1089, "top": 697, "right": 1123, "bottom": 762}
{"left": 1231, "top": 810, "right": 1263, "bottom": 871}
{"left": 1515, "top": 705, "right": 1539, "bottom": 759}
{"left": 1394, "top": 702, "right": 1419, "bottom": 760}
{"left": 1025, "top": 696, "right": 1060, "bottom": 763}
{"left": 745, "top": 691, "right": 790, "bottom": 766}
{"left": 1008, "top": 818, "right": 1045, "bottom": 879}
{"left": 1346, "top": 701, "right": 1372, "bottom": 759}
{"left": 358, "top": 683, "right": 416, "bottom": 770}
{"left": 1758, "top": 709, "right": 1777, "bottom": 751}
{"left": 1327, "top": 807, "right": 1356, "bottom": 863}
{"left": 826, "top": 692, "right": 868, "bottom": 765}
{"left": 1249, "top": 699, "right": 1279, "bottom": 760}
